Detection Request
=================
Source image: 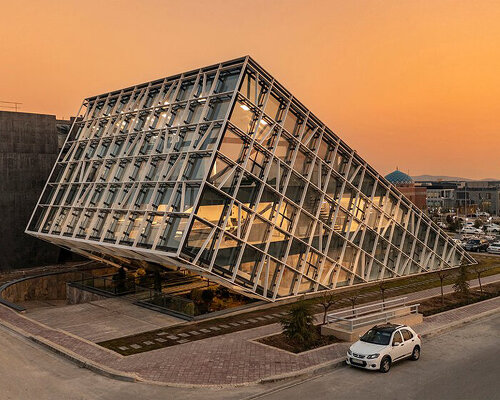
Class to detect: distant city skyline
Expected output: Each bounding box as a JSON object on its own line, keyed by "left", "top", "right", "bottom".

{"left": 1, "top": 0, "right": 498, "bottom": 180}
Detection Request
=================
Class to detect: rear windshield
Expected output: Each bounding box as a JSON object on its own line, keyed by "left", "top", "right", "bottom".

{"left": 360, "top": 329, "right": 392, "bottom": 345}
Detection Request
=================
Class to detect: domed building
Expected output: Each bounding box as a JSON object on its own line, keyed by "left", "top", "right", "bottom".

{"left": 385, "top": 170, "right": 414, "bottom": 186}
{"left": 385, "top": 169, "right": 427, "bottom": 210}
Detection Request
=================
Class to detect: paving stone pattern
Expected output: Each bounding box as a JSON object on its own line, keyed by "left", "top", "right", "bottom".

{"left": 0, "top": 275, "right": 498, "bottom": 386}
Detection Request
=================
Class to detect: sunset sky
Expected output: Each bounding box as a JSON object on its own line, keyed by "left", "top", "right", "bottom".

{"left": 1, "top": 0, "right": 499, "bottom": 179}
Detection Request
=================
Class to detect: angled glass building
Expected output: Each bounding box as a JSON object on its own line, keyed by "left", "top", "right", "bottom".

{"left": 26, "top": 56, "right": 475, "bottom": 301}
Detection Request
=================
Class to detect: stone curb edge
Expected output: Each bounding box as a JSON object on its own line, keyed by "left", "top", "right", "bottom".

{"left": 258, "top": 302, "right": 500, "bottom": 386}
{"left": 0, "top": 318, "right": 138, "bottom": 384}
{"left": 1, "top": 298, "right": 499, "bottom": 389}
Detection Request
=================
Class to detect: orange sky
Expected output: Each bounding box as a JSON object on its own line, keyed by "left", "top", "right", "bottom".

{"left": 1, "top": 0, "right": 499, "bottom": 179}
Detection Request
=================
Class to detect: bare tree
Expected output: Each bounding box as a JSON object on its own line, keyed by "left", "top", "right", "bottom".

{"left": 379, "top": 282, "right": 387, "bottom": 308}
{"left": 471, "top": 264, "right": 488, "bottom": 296}
{"left": 347, "top": 290, "right": 361, "bottom": 314}
{"left": 436, "top": 270, "right": 448, "bottom": 306}
{"left": 318, "top": 292, "right": 341, "bottom": 325}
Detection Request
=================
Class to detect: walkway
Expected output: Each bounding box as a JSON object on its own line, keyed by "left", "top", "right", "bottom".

{"left": 0, "top": 275, "right": 498, "bottom": 386}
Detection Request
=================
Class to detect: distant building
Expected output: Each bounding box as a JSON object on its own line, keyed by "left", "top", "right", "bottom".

{"left": 420, "top": 182, "right": 458, "bottom": 213}
{"left": 456, "top": 181, "right": 500, "bottom": 216}
{"left": 385, "top": 170, "right": 427, "bottom": 211}
{"left": 0, "top": 111, "right": 71, "bottom": 270}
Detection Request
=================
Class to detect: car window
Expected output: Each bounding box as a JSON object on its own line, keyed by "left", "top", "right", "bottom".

{"left": 392, "top": 331, "right": 403, "bottom": 345}
{"left": 360, "top": 329, "right": 392, "bottom": 345}
{"left": 401, "top": 329, "right": 413, "bottom": 341}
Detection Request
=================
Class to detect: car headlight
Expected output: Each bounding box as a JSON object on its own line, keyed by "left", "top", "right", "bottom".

{"left": 347, "top": 349, "right": 352, "bottom": 355}
{"left": 366, "top": 353, "right": 380, "bottom": 359}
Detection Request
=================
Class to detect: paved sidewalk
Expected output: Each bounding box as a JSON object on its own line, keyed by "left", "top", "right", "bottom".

{"left": 0, "top": 275, "right": 499, "bottom": 386}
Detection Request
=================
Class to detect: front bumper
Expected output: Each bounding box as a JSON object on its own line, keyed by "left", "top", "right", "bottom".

{"left": 346, "top": 355, "right": 380, "bottom": 370}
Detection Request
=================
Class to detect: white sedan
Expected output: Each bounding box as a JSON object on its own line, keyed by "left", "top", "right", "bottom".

{"left": 346, "top": 324, "right": 421, "bottom": 373}
{"left": 487, "top": 242, "right": 500, "bottom": 254}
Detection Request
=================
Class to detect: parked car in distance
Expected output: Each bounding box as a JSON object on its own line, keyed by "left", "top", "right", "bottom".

{"left": 486, "top": 224, "right": 500, "bottom": 234}
{"left": 346, "top": 324, "right": 421, "bottom": 373}
{"left": 464, "top": 239, "right": 489, "bottom": 252}
{"left": 460, "top": 227, "right": 483, "bottom": 235}
{"left": 487, "top": 242, "right": 500, "bottom": 254}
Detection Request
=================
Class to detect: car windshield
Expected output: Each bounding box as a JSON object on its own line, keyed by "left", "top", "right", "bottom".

{"left": 360, "top": 328, "right": 392, "bottom": 345}
{"left": 467, "top": 240, "right": 480, "bottom": 244}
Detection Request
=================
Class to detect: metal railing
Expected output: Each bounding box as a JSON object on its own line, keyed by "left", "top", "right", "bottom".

{"left": 326, "top": 297, "right": 420, "bottom": 332}
{"left": 69, "top": 271, "right": 198, "bottom": 319}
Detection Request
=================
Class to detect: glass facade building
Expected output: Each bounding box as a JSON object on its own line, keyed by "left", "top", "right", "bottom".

{"left": 26, "top": 56, "right": 476, "bottom": 301}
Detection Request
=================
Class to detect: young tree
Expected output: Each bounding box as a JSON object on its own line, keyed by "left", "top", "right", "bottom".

{"left": 453, "top": 264, "right": 470, "bottom": 299}
{"left": 436, "top": 270, "right": 448, "bottom": 306}
{"left": 379, "top": 282, "right": 387, "bottom": 308}
{"left": 471, "top": 264, "right": 488, "bottom": 296}
{"left": 318, "top": 292, "right": 340, "bottom": 325}
{"left": 280, "top": 300, "right": 317, "bottom": 348}
{"left": 347, "top": 290, "right": 361, "bottom": 313}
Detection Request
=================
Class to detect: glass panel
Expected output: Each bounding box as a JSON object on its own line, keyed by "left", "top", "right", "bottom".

{"left": 196, "top": 186, "right": 231, "bottom": 225}
{"left": 295, "top": 211, "right": 314, "bottom": 239}
{"left": 276, "top": 200, "right": 297, "bottom": 232}
{"left": 236, "top": 245, "right": 264, "bottom": 287}
{"left": 182, "top": 217, "right": 216, "bottom": 261}
{"left": 285, "top": 172, "right": 305, "bottom": 205}
{"left": 256, "top": 186, "right": 280, "bottom": 222}
{"left": 267, "top": 227, "right": 289, "bottom": 259}
{"left": 218, "top": 128, "right": 247, "bottom": 163}
{"left": 247, "top": 216, "right": 271, "bottom": 251}
{"left": 286, "top": 238, "right": 307, "bottom": 270}
{"left": 236, "top": 172, "right": 261, "bottom": 209}
{"left": 276, "top": 267, "right": 298, "bottom": 298}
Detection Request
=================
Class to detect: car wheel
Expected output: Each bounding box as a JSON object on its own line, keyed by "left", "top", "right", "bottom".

{"left": 411, "top": 346, "right": 420, "bottom": 361}
{"left": 380, "top": 356, "right": 391, "bottom": 373}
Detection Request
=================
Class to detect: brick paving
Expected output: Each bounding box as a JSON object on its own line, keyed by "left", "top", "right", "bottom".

{"left": 0, "top": 275, "right": 499, "bottom": 386}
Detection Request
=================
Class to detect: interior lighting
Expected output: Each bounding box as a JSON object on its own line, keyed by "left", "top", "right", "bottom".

{"left": 240, "top": 104, "right": 250, "bottom": 111}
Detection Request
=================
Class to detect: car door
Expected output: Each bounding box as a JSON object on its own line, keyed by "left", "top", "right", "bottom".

{"left": 390, "top": 331, "right": 407, "bottom": 361}
{"left": 401, "top": 329, "right": 416, "bottom": 357}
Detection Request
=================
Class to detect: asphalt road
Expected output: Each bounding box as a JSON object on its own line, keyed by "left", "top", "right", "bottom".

{"left": 0, "top": 313, "right": 499, "bottom": 400}
{"left": 246, "top": 313, "right": 500, "bottom": 400}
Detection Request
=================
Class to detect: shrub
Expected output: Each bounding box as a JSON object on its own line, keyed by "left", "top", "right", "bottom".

{"left": 215, "top": 286, "right": 230, "bottom": 299}
{"left": 201, "top": 288, "right": 215, "bottom": 306}
{"left": 280, "top": 300, "right": 317, "bottom": 348}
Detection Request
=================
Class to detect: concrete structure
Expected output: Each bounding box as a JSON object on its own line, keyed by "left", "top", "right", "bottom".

{"left": 0, "top": 111, "right": 71, "bottom": 271}
{"left": 321, "top": 298, "right": 422, "bottom": 341}
{"left": 27, "top": 56, "right": 475, "bottom": 301}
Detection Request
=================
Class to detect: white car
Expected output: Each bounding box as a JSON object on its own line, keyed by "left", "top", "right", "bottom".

{"left": 487, "top": 242, "right": 500, "bottom": 254}
{"left": 346, "top": 324, "right": 421, "bottom": 373}
{"left": 460, "top": 227, "right": 483, "bottom": 234}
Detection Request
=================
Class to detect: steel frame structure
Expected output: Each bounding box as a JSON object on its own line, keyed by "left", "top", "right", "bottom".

{"left": 26, "top": 56, "right": 476, "bottom": 302}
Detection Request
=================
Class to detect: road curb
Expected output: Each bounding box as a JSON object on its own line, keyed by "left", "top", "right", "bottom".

{"left": 29, "top": 335, "right": 139, "bottom": 383}
{"left": 421, "top": 299, "right": 500, "bottom": 339}
{"left": 0, "top": 294, "right": 499, "bottom": 388}
{"left": 0, "top": 317, "right": 138, "bottom": 384}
